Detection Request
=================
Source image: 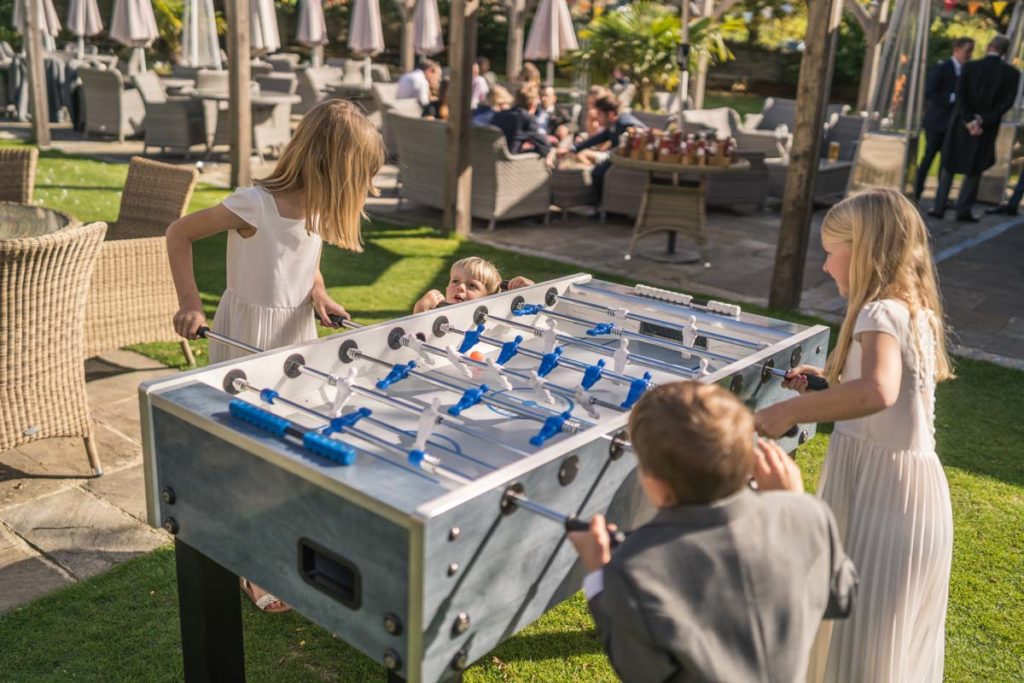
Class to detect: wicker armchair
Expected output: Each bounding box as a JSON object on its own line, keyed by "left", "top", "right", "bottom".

{"left": 0, "top": 146, "right": 39, "bottom": 203}
{"left": 132, "top": 71, "right": 208, "bottom": 158}
{"left": 77, "top": 67, "right": 146, "bottom": 142}
{"left": 2, "top": 221, "right": 108, "bottom": 475}
{"left": 84, "top": 157, "right": 198, "bottom": 365}
{"left": 848, "top": 132, "right": 908, "bottom": 195}
{"left": 388, "top": 113, "right": 552, "bottom": 229}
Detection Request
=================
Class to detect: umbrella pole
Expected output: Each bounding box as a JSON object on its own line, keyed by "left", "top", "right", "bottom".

{"left": 363, "top": 56, "right": 371, "bottom": 87}
{"left": 313, "top": 45, "right": 323, "bottom": 67}
{"left": 77, "top": 36, "right": 85, "bottom": 60}
{"left": 547, "top": 60, "right": 554, "bottom": 87}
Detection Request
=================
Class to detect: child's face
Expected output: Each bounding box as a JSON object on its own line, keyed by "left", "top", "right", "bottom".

{"left": 445, "top": 267, "right": 488, "bottom": 304}
{"left": 822, "top": 235, "right": 852, "bottom": 297}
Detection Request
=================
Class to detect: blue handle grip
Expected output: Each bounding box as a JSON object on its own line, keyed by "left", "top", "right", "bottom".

{"left": 230, "top": 400, "right": 290, "bottom": 437}
{"left": 303, "top": 432, "right": 356, "bottom": 466}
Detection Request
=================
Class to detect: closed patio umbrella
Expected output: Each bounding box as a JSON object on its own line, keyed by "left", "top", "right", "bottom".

{"left": 251, "top": 0, "right": 282, "bottom": 57}
{"left": 14, "top": 0, "right": 62, "bottom": 52}
{"left": 109, "top": 0, "right": 159, "bottom": 74}
{"left": 181, "top": 0, "right": 220, "bottom": 69}
{"left": 296, "top": 0, "right": 328, "bottom": 67}
{"left": 524, "top": 0, "right": 578, "bottom": 86}
{"left": 66, "top": 0, "right": 103, "bottom": 58}
{"left": 412, "top": 0, "right": 444, "bottom": 57}
{"left": 348, "top": 0, "right": 384, "bottom": 85}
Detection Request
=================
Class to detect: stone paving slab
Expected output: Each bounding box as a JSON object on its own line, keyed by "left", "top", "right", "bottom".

{"left": 0, "top": 486, "right": 166, "bottom": 581}
{"left": 84, "top": 464, "right": 149, "bottom": 525}
{"left": 0, "top": 525, "right": 72, "bottom": 613}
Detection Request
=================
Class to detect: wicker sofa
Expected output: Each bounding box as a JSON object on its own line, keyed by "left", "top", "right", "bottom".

{"left": 84, "top": 157, "right": 198, "bottom": 365}
{"left": 602, "top": 150, "right": 771, "bottom": 220}
{"left": 77, "top": 67, "right": 146, "bottom": 142}
{"left": 387, "top": 112, "right": 552, "bottom": 229}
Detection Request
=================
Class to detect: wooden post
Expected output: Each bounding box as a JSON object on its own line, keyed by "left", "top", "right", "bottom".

{"left": 397, "top": 0, "right": 416, "bottom": 74}
{"left": 444, "top": 0, "right": 478, "bottom": 235}
{"left": 768, "top": 0, "right": 844, "bottom": 310}
{"left": 24, "top": 0, "right": 51, "bottom": 148}
{"left": 226, "top": 0, "right": 252, "bottom": 188}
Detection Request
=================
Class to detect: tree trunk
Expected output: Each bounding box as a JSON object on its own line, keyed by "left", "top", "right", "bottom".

{"left": 506, "top": 4, "right": 525, "bottom": 80}
{"left": 227, "top": 0, "right": 252, "bottom": 188}
{"left": 25, "top": 0, "right": 50, "bottom": 147}
{"left": 769, "top": 0, "right": 844, "bottom": 310}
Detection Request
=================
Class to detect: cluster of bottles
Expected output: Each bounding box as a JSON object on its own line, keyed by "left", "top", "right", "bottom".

{"left": 618, "top": 127, "right": 737, "bottom": 167}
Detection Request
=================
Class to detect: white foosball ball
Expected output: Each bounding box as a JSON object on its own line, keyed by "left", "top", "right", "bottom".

{"left": 140, "top": 274, "right": 830, "bottom": 682}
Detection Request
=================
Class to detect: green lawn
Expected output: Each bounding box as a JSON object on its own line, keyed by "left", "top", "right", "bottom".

{"left": 0, "top": 145, "right": 1021, "bottom": 681}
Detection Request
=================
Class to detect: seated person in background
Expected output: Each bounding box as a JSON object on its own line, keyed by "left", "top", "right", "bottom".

{"left": 536, "top": 86, "right": 571, "bottom": 143}
{"left": 581, "top": 85, "right": 612, "bottom": 139}
{"left": 569, "top": 381, "right": 858, "bottom": 683}
{"left": 422, "top": 78, "right": 449, "bottom": 120}
{"left": 478, "top": 56, "right": 498, "bottom": 87}
{"left": 470, "top": 59, "right": 490, "bottom": 109}
{"left": 413, "top": 257, "right": 534, "bottom": 313}
{"left": 609, "top": 64, "right": 632, "bottom": 97}
{"left": 517, "top": 61, "right": 542, "bottom": 87}
{"left": 472, "top": 84, "right": 514, "bottom": 127}
{"left": 396, "top": 58, "right": 442, "bottom": 108}
{"left": 560, "top": 94, "right": 646, "bottom": 200}
{"left": 491, "top": 82, "right": 555, "bottom": 163}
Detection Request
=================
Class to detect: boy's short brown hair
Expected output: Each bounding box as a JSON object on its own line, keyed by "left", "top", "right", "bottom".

{"left": 450, "top": 257, "right": 502, "bottom": 294}
{"left": 515, "top": 82, "right": 540, "bottom": 110}
{"left": 628, "top": 381, "right": 755, "bottom": 504}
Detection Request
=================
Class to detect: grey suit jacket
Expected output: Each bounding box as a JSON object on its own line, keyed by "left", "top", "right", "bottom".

{"left": 589, "top": 488, "right": 857, "bottom": 682}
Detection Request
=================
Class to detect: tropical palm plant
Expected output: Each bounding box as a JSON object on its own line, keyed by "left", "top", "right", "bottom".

{"left": 571, "top": 1, "right": 740, "bottom": 110}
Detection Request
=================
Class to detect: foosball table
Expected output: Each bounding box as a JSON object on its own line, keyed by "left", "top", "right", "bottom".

{"left": 139, "top": 274, "right": 830, "bottom": 682}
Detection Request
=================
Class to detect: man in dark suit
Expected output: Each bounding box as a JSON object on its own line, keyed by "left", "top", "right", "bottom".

{"left": 931, "top": 35, "right": 1020, "bottom": 222}
{"left": 915, "top": 37, "right": 974, "bottom": 202}
{"left": 490, "top": 81, "right": 553, "bottom": 159}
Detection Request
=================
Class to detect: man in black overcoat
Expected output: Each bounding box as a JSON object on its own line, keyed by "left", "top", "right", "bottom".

{"left": 915, "top": 37, "right": 974, "bottom": 202}
{"left": 931, "top": 35, "right": 1020, "bottom": 222}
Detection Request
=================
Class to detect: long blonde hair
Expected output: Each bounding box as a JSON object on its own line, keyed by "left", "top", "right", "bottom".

{"left": 256, "top": 100, "right": 384, "bottom": 251}
{"left": 822, "top": 188, "right": 953, "bottom": 385}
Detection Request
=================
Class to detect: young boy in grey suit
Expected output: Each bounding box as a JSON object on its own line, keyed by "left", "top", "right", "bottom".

{"left": 570, "top": 381, "right": 858, "bottom": 682}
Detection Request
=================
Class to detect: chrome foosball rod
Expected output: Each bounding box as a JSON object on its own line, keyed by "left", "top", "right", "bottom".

{"left": 481, "top": 312, "right": 699, "bottom": 379}
{"left": 231, "top": 378, "right": 474, "bottom": 485}
{"left": 552, "top": 290, "right": 767, "bottom": 350}
{"left": 510, "top": 304, "right": 741, "bottom": 367}
{"left": 501, "top": 488, "right": 628, "bottom": 546}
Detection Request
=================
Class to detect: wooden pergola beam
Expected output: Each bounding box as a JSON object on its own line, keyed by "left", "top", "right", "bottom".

{"left": 25, "top": 0, "right": 51, "bottom": 148}
{"left": 395, "top": 0, "right": 418, "bottom": 75}
{"left": 226, "top": 0, "right": 252, "bottom": 188}
{"left": 769, "top": 0, "right": 845, "bottom": 310}
{"left": 444, "top": 0, "right": 478, "bottom": 235}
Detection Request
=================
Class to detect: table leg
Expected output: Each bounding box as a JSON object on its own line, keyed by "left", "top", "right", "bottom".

{"left": 175, "top": 538, "right": 246, "bottom": 682}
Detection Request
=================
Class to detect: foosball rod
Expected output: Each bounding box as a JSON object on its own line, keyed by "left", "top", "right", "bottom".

{"left": 512, "top": 305, "right": 740, "bottom": 366}
{"left": 573, "top": 282, "right": 791, "bottom": 339}
{"left": 345, "top": 345, "right": 593, "bottom": 431}
{"left": 232, "top": 379, "right": 474, "bottom": 485}
{"left": 502, "top": 489, "right": 628, "bottom": 545}
{"left": 481, "top": 314, "right": 692, "bottom": 380}
{"left": 554, "top": 292, "right": 766, "bottom": 350}
{"left": 281, "top": 356, "right": 522, "bottom": 464}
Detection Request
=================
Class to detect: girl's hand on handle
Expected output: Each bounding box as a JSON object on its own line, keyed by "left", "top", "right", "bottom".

{"left": 568, "top": 514, "right": 614, "bottom": 573}
{"left": 506, "top": 276, "right": 535, "bottom": 290}
{"left": 753, "top": 438, "right": 804, "bottom": 493}
{"left": 413, "top": 290, "right": 445, "bottom": 314}
{"left": 312, "top": 288, "right": 350, "bottom": 328}
{"left": 754, "top": 401, "right": 797, "bottom": 440}
{"left": 782, "top": 365, "right": 826, "bottom": 394}
{"left": 173, "top": 308, "right": 208, "bottom": 340}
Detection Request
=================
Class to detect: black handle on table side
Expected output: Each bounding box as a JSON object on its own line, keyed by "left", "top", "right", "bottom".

{"left": 565, "top": 516, "right": 628, "bottom": 547}
{"left": 780, "top": 374, "right": 829, "bottom": 438}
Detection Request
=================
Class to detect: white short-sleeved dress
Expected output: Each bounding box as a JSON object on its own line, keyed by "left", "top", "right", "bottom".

{"left": 808, "top": 299, "right": 953, "bottom": 682}
{"left": 209, "top": 186, "right": 321, "bottom": 364}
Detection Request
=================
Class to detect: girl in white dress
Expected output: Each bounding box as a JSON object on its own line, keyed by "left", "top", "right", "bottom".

{"left": 754, "top": 188, "right": 954, "bottom": 682}
{"left": 166, "top": 100, "right": 385, "bottom": 609}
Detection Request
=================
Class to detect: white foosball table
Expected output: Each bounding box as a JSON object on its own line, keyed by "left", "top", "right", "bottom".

{"left": 140, "top": 274, "right": 830, "bottom": 682}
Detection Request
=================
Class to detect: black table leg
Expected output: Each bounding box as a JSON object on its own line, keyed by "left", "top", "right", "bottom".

{"left": 175, "top": 538, "right": 246, "bottom": 682}
{"left": 667, "top": 232, "right": 677, "bottom": 255}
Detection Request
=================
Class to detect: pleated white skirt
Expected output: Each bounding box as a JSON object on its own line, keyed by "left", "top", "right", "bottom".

{"left": 208, "top": 289, "right": 317, "bottom": 364}
{"left": 808, "top": 431, "right": 953, "bottom": 683}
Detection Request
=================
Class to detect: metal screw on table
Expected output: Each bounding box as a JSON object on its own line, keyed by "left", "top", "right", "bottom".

{"left": 162, "top": 517, "right": 179, "bottom": 535}
{"left": 451, "top": 649, "right": 470, "bottom": 671}
{"left": 449, "top": 527, "right": 461, "bottom": 542}
{"left": 161, "top": 487, "right": 176, "bottom": 504}
{"left": 447, "top": 563, "right": 460, "bottom": 577}
{"left": 453, "top": 612, "right": 471, "bottom": 635}
{"left": 798, "top": 430, "right": 809, "bottom": 445}
{"left": 383, "top": 649, "right": 402, "bottom": 671}
{"left": 384, "top": 613, "right": 403, "bottom": 636}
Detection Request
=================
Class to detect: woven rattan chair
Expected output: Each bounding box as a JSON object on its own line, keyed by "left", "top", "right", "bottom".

{"left": 0, "top": 146, "right": 39, "bottom": 203}
{"left": 1, "top": 221, "right": 108, "bottom": 475}
{"left": 77, "top": 67, "right": 145, "bottom": 142}
{"left": 132, "top": 71, "right": 208, "bottom": 158}
{"left": 84, "top": 157, "right": 198, "bottom": 365}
